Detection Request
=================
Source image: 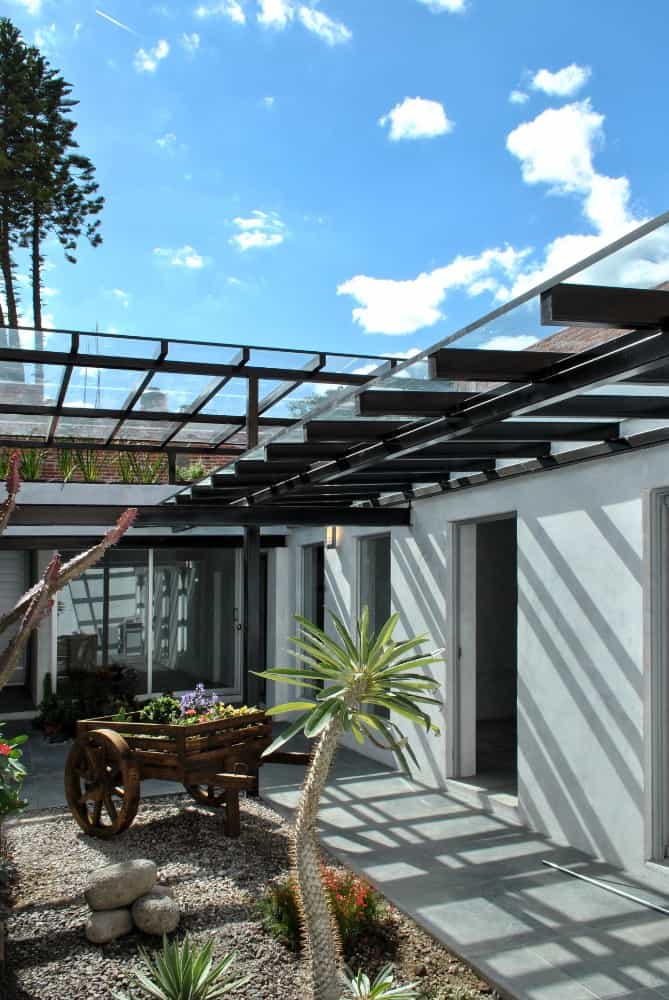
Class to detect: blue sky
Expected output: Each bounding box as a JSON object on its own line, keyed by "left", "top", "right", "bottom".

{"left": 5, "top": 0, "right": 669, "bottom": 362}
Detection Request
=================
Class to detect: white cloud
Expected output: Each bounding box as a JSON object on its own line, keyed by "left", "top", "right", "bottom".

{"left": 95, "top": 8, "right": 135, "bottom": 32}
{"left": 180, "top": 31, "right": 201, "bottom": 51}
{"left": 111, "top": 288, "right": 130, "bottom": 308}
{"left": 230, "top": 210, "right": 286, "bottom": 250}
{"left": 509, "top": 89, "right": 529, "bottom": 105}
{"left": 34, "top": 23, "right": 57, "bottom": 51}
{"left": 153, "top": 245, "right": 206, "bottom": 268}
{"left": 481, "top": 335, "right": 539, "bottom": 351}
{"left": 416, "top": 0, "right": 466, "bottom": 11}
{"left": 12, "top": 0, "right": 42, "bottom": 14}
{"left": 297, "top": 6, "right": 351, "bottom": 44}
{"left": 263, "top": 95, "right": 275, "bottom": 108}
{"left": 195, "top": 0, "right": 246, "bottom": 20}
{"left": 257, "top": 0, "right": 293, "bottom": 27}
{"left": 156, "top": 131, "right": 177, "bottom": 150}
{"left": 134, "top": 39, "right": 170, "bottom": 73}
{"left": 338, "top": 247, "right": 528, "bottom": 335}
{"left": 506, "top": 99, "right": 603, "bottom": 194}
{"left": 532, "top": 63, "right": 591, "bottom": 97}
{"left": 379, "top": 97, "right": 453, "bottom": 141}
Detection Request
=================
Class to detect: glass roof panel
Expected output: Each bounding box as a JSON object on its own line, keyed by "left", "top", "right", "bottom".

{"left": 64, "top": 368, "right": 146, "bottom": 410}
{"left": 166, "top": 342, "right": 243, "bottom": 366}
{"left": 114, "top": 421, "right": 179, "bottom": 444}
{"left": 321, "top": 354, "right": 390, "bottom": 376}
{"left": 169, "top": 422, "right": 239, "bottom": 446}
{"left": 0, "top": 363, "right": 65, "bottom": 406}
{"left": 0, "top": 413, "right": 49, "bottom": 439}
{"left": 136, "top": 374, "right": 213, "bottom": 414}
{"left": 78, "top": 332, "right": 161, "bottom": 360}
{"left": 54, "top": 416, "right": 118, "bottom": 441}
{"left": 259, "top": 382, "right": 352, "bottom": 419}
{"left": 201, "top": 378, "right": 247, "bottom": 417}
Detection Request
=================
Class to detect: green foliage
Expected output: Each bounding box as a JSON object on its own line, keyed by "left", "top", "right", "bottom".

{"left": 138, "top": 694, "right": 181, "bottom": 725}
{"left": 37, "top": 665, "right": 138, "bottom": 736}
{"left": 113, "top": 935, "right": 250, "bottom": 1000}
{"left": 19, "top": 448, "right": 46, "bottom": 481}
{"left": 0, "top": 723, "right": 28, "bottom": 821}
{"left": 259, "top": 867, "right": 385, "bottom": 955}
{"left": 176, "top": 460, "right": 206, "bottom": 484}
{"left": 74, "top": 449, "right": 100, "bottom": 482}
{"left": 257, "top": 609, "right": 443, "bottom": 773}
{"left": 118, "top": 451, "right": 167, "bottom": 485}
{"left": 0, "top": 450, "right": 10, "bottom": 479}
{"left": 342, "top": 966, "right": 420, "bottom": 1000}
{"left": 57, "top": 448, "right": 78, "bottom": 483}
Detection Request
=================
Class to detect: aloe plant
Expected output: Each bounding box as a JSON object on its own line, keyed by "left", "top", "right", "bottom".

{"left": 343, "top": 966, "right": 420, "bottom": 999}
{"left": 117, "top": 450, "right": 166, "bottom": 484}
{"left": 57, "top": 448, "right": 78, "bottom": 483}
{"left": 113, "top": 936, "right": 250, "bottom": 1000}
{"left": 256, "top": 610, "right": 443, "bottom": 1000}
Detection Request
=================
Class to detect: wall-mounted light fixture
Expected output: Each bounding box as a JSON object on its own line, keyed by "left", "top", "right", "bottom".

{"left": 325, "top": 525, "right": 338, "bottom": 549}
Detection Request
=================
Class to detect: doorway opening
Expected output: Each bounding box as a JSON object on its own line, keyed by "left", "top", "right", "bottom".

{"left": 454, "top": 514, "right": 518, "bottom": 800}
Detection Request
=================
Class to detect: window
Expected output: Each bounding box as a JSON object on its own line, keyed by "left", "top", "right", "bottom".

{"left": 359, "top": 535, "right": 391, "bottom": 637}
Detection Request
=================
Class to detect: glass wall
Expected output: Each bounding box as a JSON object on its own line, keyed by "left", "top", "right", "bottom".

{"left": 56, "top": 546, "right": 242, "bottom": 698}
{"left": 152, "top": 549, "right": 239, "bottom": 694}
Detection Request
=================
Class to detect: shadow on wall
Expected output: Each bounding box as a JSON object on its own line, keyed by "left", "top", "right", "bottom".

{"left": 517, "top": 509, "right": 643, "bottom": 865}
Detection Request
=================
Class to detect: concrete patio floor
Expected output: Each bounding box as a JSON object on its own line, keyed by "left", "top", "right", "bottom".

{"left": 11, "top": 726, "right": 669, "bottom": 1000}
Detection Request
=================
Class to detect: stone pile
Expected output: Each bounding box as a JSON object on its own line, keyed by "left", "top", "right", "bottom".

{"left": 84, "top": 859, "right": 180, "bottom": 944}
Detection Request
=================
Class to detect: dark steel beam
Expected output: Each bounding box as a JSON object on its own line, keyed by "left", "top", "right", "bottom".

{"left": 247, "top": 325, "right": 669, "bottom": 502}
{"left": 0, "top": 345, "right": 379, "bottom": 386}
{"left": 357, "top": 390, "right": 473, "bottom": 417}
{"left": 0, "top": 402, "right": 293, "bottom": 428}
{"left": 243, "top": 526, "right": 263, "bottom": 704}
{"left": 306, "top": 418, "right": 619, "bottom": 443}
{"left": 534, "top": 394, "right": 669, "bottom": 420}
{"left": 428, "top": 347, "right": 569, "bottom": 382}
{"left": 265, "top": 441, "right": 551, "bottom": 461}
{"left": 542, "top": 283, "right": 669, "bottom": 330}
{"left": 8, "top": 504, "right": 411, "bottom": 527}
{"left": 0, "top": 437, "right": 243, "bottom": 455}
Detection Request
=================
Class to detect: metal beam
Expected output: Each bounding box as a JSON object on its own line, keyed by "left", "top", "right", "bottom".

{"left": 243, "top": 526, "right": 263, "bottom": 704}
{"left": 247, "top": 326, "right": 669, "bottom": 502}
{"left": 305, "top": 418, "right": 620, "bottom": 443}
{"left": 541, "top": 283, "right": 669, "bottom": 331}
{"left": 265, "top": 441, "right": 552, "bottom": 461}
{"left": 105, "top": 340, "right": 169, "bottom": 445}
{"left": 160, "top": 347, "right": 250, "bottom": 447}
{"left": 9, "top": 504, "right": 411, "bottom": 527}
{"left": 46, "top": 334, "right": 79, "bottom": 444}
{"left": 357, "top": 390, "right": 472, "bottom": 417}
{"left": 534, "top": 394, "right": 669, "bottom": 420}
{"left": 428, "top": 347, "right": 569, "bottom": 382}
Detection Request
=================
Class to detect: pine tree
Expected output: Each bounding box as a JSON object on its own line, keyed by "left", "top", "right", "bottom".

{"left": 22, "top": 48, "right": 103, "bottom": 335}
{"left": 0, "top": 17, "right": 104, "bottom": 340}
{"left": 0, "top": 18, "right": 32, "bottom": 330}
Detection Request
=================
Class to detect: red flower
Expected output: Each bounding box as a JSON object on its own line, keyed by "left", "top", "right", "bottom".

{"left": 185, "top": 709, "right": 196, "bottom": 717}
{"left": 0, "top": 743, "right": 12, "bottom": 756}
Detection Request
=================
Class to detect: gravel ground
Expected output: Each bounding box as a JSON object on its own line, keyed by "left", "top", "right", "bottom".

{"left": 2, "top": 794, "right": 496, "bottom": 1000}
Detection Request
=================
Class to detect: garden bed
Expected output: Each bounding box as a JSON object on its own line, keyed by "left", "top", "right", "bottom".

{"left": 2, "top": 794, "right": 496, "bottom": 1000}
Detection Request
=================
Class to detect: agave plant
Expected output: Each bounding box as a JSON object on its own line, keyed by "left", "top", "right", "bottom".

{"left": 343, "top": 965, "right": 420, "bottom": 1000}
{"left": 256, "top": 609, "right": 442, "bottom": 1000}
{"left": 113, "top": 936, "right": 250, "bottom": 1000}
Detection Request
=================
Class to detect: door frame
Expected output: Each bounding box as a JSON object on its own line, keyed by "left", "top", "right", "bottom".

{"left": 449, "top": 511, "right": 519, "bottom": 781}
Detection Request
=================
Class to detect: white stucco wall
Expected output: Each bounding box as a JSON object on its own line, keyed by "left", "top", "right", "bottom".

{"left": 271, "top": 443, "right": 669, "bottom": 873}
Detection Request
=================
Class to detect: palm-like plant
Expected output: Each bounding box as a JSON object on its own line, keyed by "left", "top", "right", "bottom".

{"left": 113, "top": 936, "right": 250, "bottom": 1000}
{"left": 257, "top": 609, "right": 443, "bottom": 1000}
{"left": 343, "top": 965, "right": 420, "bottom": 1000}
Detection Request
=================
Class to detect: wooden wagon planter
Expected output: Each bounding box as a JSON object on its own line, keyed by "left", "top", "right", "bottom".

{"left": 64, "top": 711, "right": 307, "bottom": 840}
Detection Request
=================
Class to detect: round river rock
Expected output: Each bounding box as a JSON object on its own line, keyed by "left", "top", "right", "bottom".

{"left": 85, "top": 907, "right": 133, "bottom": 945}
{"left": 85, "top": 859, "right": 157, "bottom": 911}
{"left": 132, "top": 885, "right": 180, "bottom": 936}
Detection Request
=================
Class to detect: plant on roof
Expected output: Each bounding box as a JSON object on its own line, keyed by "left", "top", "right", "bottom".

{"left": 18, "top": 448, "right": 46, "bottom": 481}
{"left": 57, "top": 448, "right": 78, "bottom": 483}
{"left": 0, "top": 450, "right": 136, "bottom": 694}
{"left": 117, "top": 450, "right": 166, "bottom": 484}
{"left": 113, "top": 935, "right": 250, "bottom": 1000}
{"left": 176, "top": 459, "right": 206, "bottom": 483}
{"left": 255, "top": 609, "right": 443, "bottom": 1000}
{"left": 74, "top": 448, "right": 100, "bottom": 482}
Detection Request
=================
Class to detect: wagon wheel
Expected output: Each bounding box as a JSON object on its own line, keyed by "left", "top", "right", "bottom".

{"left": 65, "top": 728, "right": 140, "bottom": 839}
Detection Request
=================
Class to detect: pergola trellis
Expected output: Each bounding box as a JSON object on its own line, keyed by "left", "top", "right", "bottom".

{"left": 3, "top": 214, "right": 669, "bottom": 699}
